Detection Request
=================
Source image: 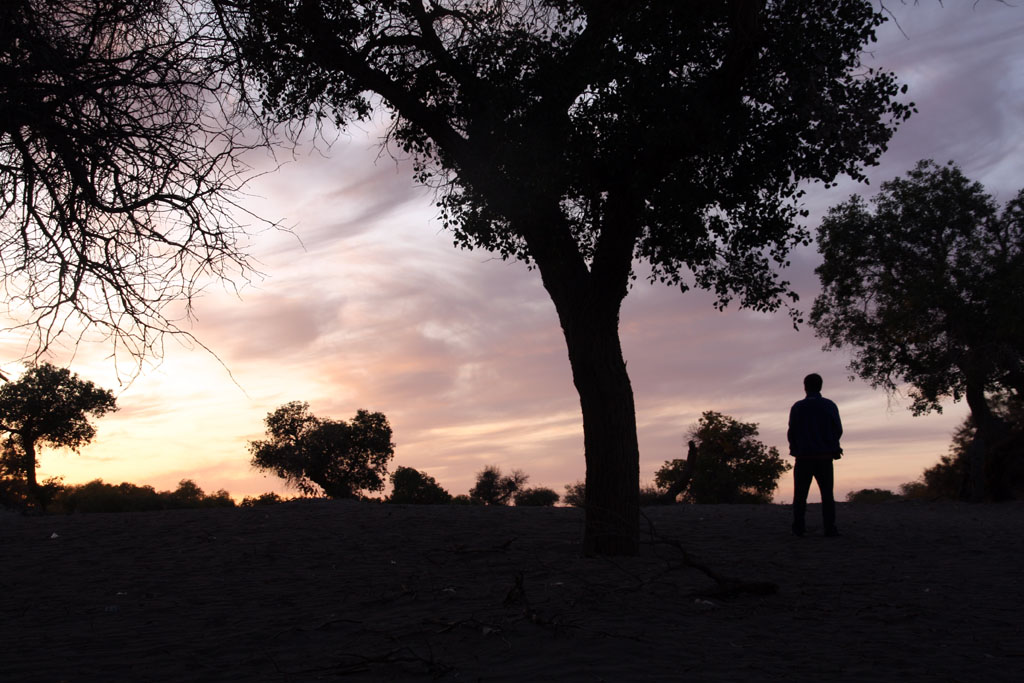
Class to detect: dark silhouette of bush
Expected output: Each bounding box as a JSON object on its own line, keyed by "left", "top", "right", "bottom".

{"left": 451, "top": 494, "right": 480, "bottom": 505}
{"left": 898, "top": 481, "right": 931, "bottom": 500}
{"left": 563, "top": 481, "right": 586, "bottom": 508}
{"left": 240, "top": 492, "right": 286, "bottom": 507}
{"left": 387, "top": 466, "right": 452, "bottom": 504}
{"left": 52, "top": 479, "right": 236, "bottom": 513}
{"left": 514, "top": 487, "right": 560, "bottom": 507}
{"left": 846, "top": 488, "right": 902, "bottom": 503}
{"left": 55, "top": 480, "right": 164, "bottom": 513}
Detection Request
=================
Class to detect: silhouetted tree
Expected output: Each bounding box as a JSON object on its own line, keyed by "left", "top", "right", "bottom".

{"left": 469, "top": 465, "right": 528, "bottom": 506}
{"left": 1, "top": 0, "right": 260, "bottom": 365}
{"left": 388, "top": 465, "right": 452, "bottom": 504}
{"left": 655, "top": 412, "right": 789, "bottom": 504}
{"left": 811, "top": 161, "right": 1024, "bottom": 500}
{"left": 249, "top": 401, "right": 395, "bottom": 499}
{"left": 219, "top": 0, "right": 911, "bottom": 554}
{"left": 0, "top": 363, "right": 117, "bottom": 507}
{"left": 514, "top": 486, "right": 560, "bottom": 507}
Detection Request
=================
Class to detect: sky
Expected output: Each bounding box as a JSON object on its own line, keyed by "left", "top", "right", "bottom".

{"left": 6, "top": 2, "right": 1024, "bottom": 504}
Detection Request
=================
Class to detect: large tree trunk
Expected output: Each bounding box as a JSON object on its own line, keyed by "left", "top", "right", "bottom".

{"left": 20, "top": 435, "right": 42, "bottom": 508}
{"left": 558, "top": 304, "right": 640, "bottom": 556}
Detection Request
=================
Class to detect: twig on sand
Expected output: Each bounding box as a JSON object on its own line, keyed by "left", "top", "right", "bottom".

{"left": 641, "top": 511, "right": 779, "bottom": 599}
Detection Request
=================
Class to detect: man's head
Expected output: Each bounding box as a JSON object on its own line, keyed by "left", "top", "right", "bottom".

{"left": 804, "top": 373, "right": 823, "bottom": 394}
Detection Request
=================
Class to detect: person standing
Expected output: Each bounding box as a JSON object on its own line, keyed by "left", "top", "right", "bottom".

{"left": 788, "top": 373, "right": 843, "bottom": 537}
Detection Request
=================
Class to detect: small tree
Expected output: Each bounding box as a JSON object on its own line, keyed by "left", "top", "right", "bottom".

{"left": 0, "top": 363, "right": 117, "bottom": 507}
{"left": 249, "top": 401, "right": 395, "bottom": 499}
{"left": 655, "top": 412, "right": 789, "bottom": 504}
{"left": 811, "top": 161, "right": 1024, "bottom": 500}
{"left": 388, "top": 466, "right": 452, "bottom": 504}
{"left": 514, "top": 487, "right": 560, "bottom": 507}
{"left": 469, "top": 465, "right": 528, "bottom": 506}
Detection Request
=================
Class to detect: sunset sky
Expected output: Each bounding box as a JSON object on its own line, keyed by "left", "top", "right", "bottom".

{"left": 6, "top": 2, "right": 1024, "bottom": 504}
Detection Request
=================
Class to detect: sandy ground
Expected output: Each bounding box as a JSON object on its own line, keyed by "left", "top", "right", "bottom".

{"left": 2, "top": 501, "right": 1022, "bottom": 682}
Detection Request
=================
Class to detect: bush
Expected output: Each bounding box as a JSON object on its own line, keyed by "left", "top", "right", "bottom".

{"left": 846, "top": 488, "right": 901, "bottom": 503}
{"left": 563, "top": 480, "right": 585, "bottom": 507}
{"left": 451, "top": 494, "right": 481, "bottom": 505}
{"left": 387, "top": 466, "right": 452, "bottom": 504}
{"left": 56, "top": 480, "right": 164, "bottom": 513}
{"left": 514, "top": 486, "right": 560, "bottom": 507}
{"left": 240, "top": 492, "right": 286, "bottom": 507}
{"left": 53, "top": 479, "right": 235, "bottom": 513}
{"left": 898, "top": 481, "right": 931, "bottom": 500}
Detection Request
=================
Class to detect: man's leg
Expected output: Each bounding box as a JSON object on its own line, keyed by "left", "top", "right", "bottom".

{"left": 814, "top": 459, "right": 838, "bottom": 535}
{"left": 792, "top": 458, "right": 813, "bottom": 536}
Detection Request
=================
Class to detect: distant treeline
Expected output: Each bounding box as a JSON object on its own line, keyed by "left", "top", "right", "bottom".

{"left": 0, "top": 477, "right": 293, "bottom": 514}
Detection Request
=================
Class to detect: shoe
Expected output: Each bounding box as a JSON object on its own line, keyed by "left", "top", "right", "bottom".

{"left": 824, "top": 527, "right": 841, "bottom": 537}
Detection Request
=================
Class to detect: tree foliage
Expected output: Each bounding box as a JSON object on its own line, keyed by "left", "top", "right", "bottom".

{"left": 387, "top": 465, "right": 452, "bottom": 504}
{"left": 654, "top": 412, "right": 789, "bottom": 504}
{"left": 1, "top": 0, "right": 259, "bottom": 364}
{"left": 219, "top": 0, "right": 911, "bottom": 554}
{"left": 812, "top": 160, "right": 1024, "bottom": 415}
{"left": 469, "top": 465, "right": 528, "bottom": 506}
{"left": 0, "top": 362, "right": 117, "bottom": 506}
{"left": 249, "top": 401, "right": 395, "bottom": 499}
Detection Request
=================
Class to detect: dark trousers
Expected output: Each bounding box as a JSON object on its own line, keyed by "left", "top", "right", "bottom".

{"left": 793, "top": 457, "right": 836, "bottom": 532}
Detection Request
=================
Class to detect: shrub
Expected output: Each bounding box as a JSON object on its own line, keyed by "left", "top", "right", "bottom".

{"left": 240, "top": 492, "right": 286, "bottom": 507}
{"left": 514, "top": 486, "right": 560, "bottom": 507}
{"left": 846, "top": 488, "right": 901, "bottom": 503}
{"left": 563, "top": 480, "right": 585, "bottom": 507}
{"left": 387, "top": 466, "right": 452, "bottom": 504}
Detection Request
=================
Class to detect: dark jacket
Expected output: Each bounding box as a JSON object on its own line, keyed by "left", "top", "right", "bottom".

{"left": 788, "top": 392, "right": 843, "bottom": 458}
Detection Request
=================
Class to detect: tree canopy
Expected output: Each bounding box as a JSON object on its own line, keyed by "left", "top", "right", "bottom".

{"left": 249, "top": 401, "right": 395, "bottom": 499}
{"left": 469, "top": 465, "right": 528, "bottom": 506}
{"left": 0, "top": 362, "right": 117, "bottom": 506}
{"left": 1, "top": 0, "right": 259, "bottom": 364}
{"left": 812, "top": 160, "right": 1024, "bottom": 415}
{"left": 811, "top": 160, "right": 1024, "bottom": 499}
{"left": 654, "top": 411, "right": 790, "bottom": 504}
{"left": 217, "top": 0, "right": 911, "bottom": 554}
